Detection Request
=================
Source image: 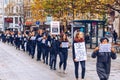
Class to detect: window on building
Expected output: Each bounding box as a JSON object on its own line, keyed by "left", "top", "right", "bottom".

{"left": 15, "top": 17, "right": 18, "bottom": 24}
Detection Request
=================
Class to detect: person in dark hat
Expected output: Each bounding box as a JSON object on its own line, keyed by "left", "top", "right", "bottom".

{"left": 92, "top": 37, "right": 117, "bottom": 80}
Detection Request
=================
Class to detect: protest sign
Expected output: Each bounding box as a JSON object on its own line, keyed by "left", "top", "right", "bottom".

{"left": 50, "top": 21, "right": 60, "bottom": 35}
{"left": 99, "top": 44, "right": 111, "bottom": 52}
{"left": 74, "top": 42, "right": 87, "bottom": 61}
{"left": 62, "top": 42, "right": 69, "bottom": 48}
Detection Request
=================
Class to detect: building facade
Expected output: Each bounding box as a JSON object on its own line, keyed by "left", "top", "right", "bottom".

{"left": 0, "top": 0, "right": 4, "bottom": 31}
{"left": 24, "top": 0, "right": 33, "bottom": 27}
{"left": 4, "top": 0, "right": 24, "bottom": 31}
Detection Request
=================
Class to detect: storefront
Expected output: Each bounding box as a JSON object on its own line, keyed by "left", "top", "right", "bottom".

{"left": 72, "top": 20, "right": 105, "bottom": 48}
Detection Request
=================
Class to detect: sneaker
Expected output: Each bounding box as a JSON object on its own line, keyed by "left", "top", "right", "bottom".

{"left": 32, "top": 56, "right": 34, "bottom": 59}
{"left": 58, "top": 68, "right": 61, "bottom": 73}
{"left": 53, "top": 68, "right": 56, "bottom": 70}
{"left": 76, "top": 78, "right": 78, "bottom": 80}
{"left": 36, "top": 59, "right": 40, "bottom": 61}
{"left": 63, "top": 70, "right": 67, "bottom": 74}
{"left": 50, "top": 66, "right": 52, "bottom": 70}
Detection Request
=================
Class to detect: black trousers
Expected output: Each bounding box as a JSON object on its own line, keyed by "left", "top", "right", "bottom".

{"left": 30, "top": 45, "right": 36, "bottom": 58}
{"left": 74, "top": 61, "right": 86, "bottom": 79}
{"left": 37, "top": 45, "right": 42, "bottom": 60}
{"left": 59, "top": 52, "right": 68, "bottom": 70}
{"left": 50, "top": 53, "right": 57, "bottom": 69}
{"left": 45, "top": 48, "right": 50, "bottom": 64}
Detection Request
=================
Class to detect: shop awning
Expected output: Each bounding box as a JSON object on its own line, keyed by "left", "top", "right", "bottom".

{"left": 25, "top": 21, "right": 33, "bottom": 25}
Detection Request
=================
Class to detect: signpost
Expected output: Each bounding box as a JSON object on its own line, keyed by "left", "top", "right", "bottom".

{"left": 36, "top": 21, "right": 40, "bottom": 27}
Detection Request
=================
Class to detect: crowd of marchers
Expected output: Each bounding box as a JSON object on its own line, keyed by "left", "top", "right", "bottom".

{"left": 0, "top": 29, "right": 117, "bottom": 80}
{"left": 0, "top": 29, "right": 70, "bottom": 73}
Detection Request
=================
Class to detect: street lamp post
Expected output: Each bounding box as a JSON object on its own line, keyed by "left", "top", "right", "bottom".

{"left": 18, "top": 0, "right": 24, "bottom": 32}
{"left": 2, "top": 0, "right": 5, "bottom": 31}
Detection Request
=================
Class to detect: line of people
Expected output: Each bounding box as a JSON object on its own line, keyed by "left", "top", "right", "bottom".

{"left": 0, "top": 29, "right": 70, "bottom": 74}
{"left": 0, "top": 30, "right": 117, "bottom": 80}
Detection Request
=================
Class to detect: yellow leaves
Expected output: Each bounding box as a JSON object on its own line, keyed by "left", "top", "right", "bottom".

{"left": 31, "top": 0, "right": 45, "bottom": 21}
{"left": 99, "top": 0, "right": 115, "bottom": 4}
{"left": 30, "top": 0, "right": 117, "bottom": 21}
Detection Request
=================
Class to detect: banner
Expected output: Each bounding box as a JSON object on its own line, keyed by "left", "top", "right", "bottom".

{"left": 99, "top": 44, "right": 111, "bottom": 52}
{"left": 50, "top": 21, "right": 60, "bottom": 35}
{"left": 74, "top": 42, "right": 87, "bottom": 61}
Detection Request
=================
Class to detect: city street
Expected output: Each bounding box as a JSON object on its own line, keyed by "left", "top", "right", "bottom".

{"left": 0, "top": 41, "right": 120, "bottom": 80}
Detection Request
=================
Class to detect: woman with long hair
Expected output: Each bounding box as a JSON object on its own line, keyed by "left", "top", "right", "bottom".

{"left": 59, "top": 33, "right": 70, "bottom": 73}
{"left": 72, "top": 32, "right": 86, "bottom": 80}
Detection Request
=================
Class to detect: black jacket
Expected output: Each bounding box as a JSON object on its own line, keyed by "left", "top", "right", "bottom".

{"left": 92, "top": 51, "right": 117, "bottom": 62}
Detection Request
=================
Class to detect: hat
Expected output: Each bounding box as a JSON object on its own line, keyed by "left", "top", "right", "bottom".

{"left": 100, "top": 37, "right": 109, "bottom": 43}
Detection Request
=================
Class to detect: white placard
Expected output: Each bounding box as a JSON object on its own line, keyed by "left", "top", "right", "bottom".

{"left": 99, "top": 44, "right": 111, "bottom": 52}
{"left": 50, "top": 21, "right": 60, "bottom": 35}
{"left": 62, "top": 42, "right": 69, "bottom": 48}
{"left": 74, "top": 42, "right": 87, "bottom": 61}
{"left": 30, "top": 36, "right": 36, "bottom": 40}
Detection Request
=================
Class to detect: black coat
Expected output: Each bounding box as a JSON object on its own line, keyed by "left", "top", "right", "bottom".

{"left": 92, "top": 51, "right": 117, "bottom": 79}
{"left": 36, "top": 34, "right": 43, "bottom": 46}
{"left": 50, "top": 38, "right": 60, "bottom": 55}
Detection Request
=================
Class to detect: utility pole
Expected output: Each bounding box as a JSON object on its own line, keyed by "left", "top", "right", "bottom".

{"left": 2, "top": 0, "right": 5, "bottom": 31}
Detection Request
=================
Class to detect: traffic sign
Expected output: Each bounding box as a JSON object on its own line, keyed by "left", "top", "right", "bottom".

{"left": 36, "top": 21, "right": 40, "bottom": 25}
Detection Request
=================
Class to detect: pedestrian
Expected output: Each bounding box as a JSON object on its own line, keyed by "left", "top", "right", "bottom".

{"left": 22, "top": 32, "right": 28, "bottom": 52}
{"left": 15, "top": 32, "right": 23, "bottom": 50}
{"left": 27, "top": 32, "right": 32, "bottom": 55}
{"left": 92, "top": 37, "right": 117, "bottom": 80}
{"left": 112, "top": 30, "right": 118, "bottom": 44}
{"left": 41, "top": 34, "right": 51, "bottom": 64}
{"left": 29, "top": 31, "right": 36, "bottom": 59}
{"left": 59, "top": 33, "right": 70, "bottom": 73}
{"left": 9, "top": 31, "right": 15, "bottom": 46}
{"left": 50, "top": 35, "right": 59, "bottom": 70}
{"left": 72, "top": 32, "right": 87, "bottom": 80}
{"left": 1, "top": 32, "right": 6, "bottom": 43}
{"left": 36, "top": 29, "right": 43, "bottom": 61}
{"left": 6, "top": 31, "right": 11, "bottom": 44}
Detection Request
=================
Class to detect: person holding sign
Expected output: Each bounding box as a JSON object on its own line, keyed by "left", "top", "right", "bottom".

{"left": 59, "top": 33, "right": 70, "bottom": 74}
{"left": 72, "top": 32, "right": 87, "bottom": 80}
{"left": 92, "top": 37, "right": 117, "bottom": 80}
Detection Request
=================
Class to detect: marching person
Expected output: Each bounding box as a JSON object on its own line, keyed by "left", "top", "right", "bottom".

{"left": 72, "top": 32, "right": 87, "bottom": 80}
{"left": 59, "top": 33, "right": 70, "bottom": 73}
{"left": 29, "top": 31, "right": 36, "bottom": 59}
{"left": 9, "top": 31, "right": 15, "bottom": 46}
{"left": 22, "top": 32, "right": 28, "bottom": 52}
{"left": 50, "top": 35, "right": 59, "bottom": 70}
{"left": 1, "top": 32, "right": 6, "bottom": 43}
{"left": 41, "top": 34, "right": 51, "bottom": 64}
{"left": 36, "top": 29, "right": 43, "bottom": 61}
{"left": 6, "top": 31, "right": 11, "bottom": 44}
{"left": 92, "top": 37, "right": 117, "bottom": 80}
{"left": 16, "top": 32, "right": 23, "bottom": 50}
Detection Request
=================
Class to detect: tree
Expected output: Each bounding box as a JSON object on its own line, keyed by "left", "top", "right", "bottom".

{"left": 31, "top": 0, "right": 118, "bottom": 21}
{"left": 31, "top": 0, "right": 45, "bottom": 22}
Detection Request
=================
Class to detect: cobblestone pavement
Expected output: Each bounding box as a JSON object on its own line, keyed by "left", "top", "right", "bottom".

{"left": 0, "top": 42, "right": 120, "bottom": 80}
